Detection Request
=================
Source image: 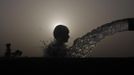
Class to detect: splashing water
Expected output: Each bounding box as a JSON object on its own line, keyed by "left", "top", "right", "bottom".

{"left": 68, "top": 18, "right": 133, "bottom": 58}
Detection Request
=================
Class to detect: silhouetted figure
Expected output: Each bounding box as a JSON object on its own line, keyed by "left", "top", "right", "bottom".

{"left": 12, "top": 50, "right": 23, "bottom": 57}
{"left": 5, "top": 43, "right": 11, "bottom": 57}
{"left": 45, "top": 25, "right": 70, "bottom": 58}
{"left": 5, "top": 43, "right": 23, "bottom": 58}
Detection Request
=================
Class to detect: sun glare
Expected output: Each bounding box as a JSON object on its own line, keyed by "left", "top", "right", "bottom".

{"left": 47, "top": 19, "right": 70, "bottom": 36}
{"left": 53, "top": 22, "right": 66, "bottom": 29}
{"left": 49, "top": 22, "right": 68, "bottom": 33}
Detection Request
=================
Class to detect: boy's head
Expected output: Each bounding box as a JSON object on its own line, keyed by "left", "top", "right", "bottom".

{"left": 53, "top": 25, "right": 69, "bottom": 43}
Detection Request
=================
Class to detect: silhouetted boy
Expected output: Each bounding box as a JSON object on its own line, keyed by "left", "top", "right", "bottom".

{"left": 5, "top": 43, "right": 11, "bottom": 57}
{"left": 45, "top": 25, "right": 70, "bottom": 58}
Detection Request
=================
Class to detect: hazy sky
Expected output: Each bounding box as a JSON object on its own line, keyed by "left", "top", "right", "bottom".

{"left": 0, "top": 0, "right": 134, "bottom": 57}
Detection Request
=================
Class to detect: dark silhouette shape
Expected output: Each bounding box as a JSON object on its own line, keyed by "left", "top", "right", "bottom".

{"left": 4, "top": 43, "right": 23, "bottom": 58}
{"left": 5, "top": 43, "right": 11, "bottom": 57}
{"left": 45, "top": 25, "right": 70, "bottom": 58}
{"left": 128, "top": 18, "right": 134, "bottom": 31}
{"left": 12, "top": 50, "right": 23, "bottom": 57}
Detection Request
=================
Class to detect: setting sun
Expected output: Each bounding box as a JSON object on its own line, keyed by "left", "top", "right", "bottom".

{"left": 49, "top": 21, "right": 69, "bottom": 34}
{"left": 53, "top": 22, "right": 66, "bottom": 29}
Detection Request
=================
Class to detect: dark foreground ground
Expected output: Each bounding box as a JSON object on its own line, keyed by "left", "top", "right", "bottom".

{"left": 0, "top": 57, "right": 134, "bottom": 73}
